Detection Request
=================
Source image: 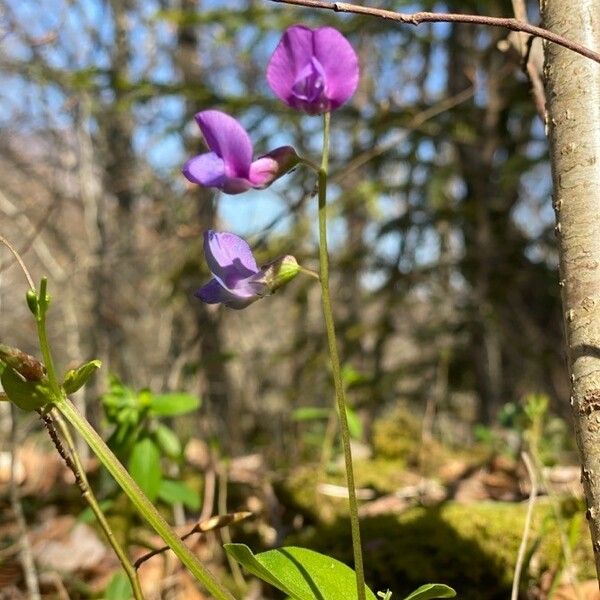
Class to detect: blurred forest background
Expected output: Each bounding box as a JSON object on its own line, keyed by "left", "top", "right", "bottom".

{"left": 0, "top": 0, "right": 588, "bottom": 598}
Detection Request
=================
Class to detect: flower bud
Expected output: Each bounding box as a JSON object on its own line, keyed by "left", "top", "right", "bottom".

{"left": 26, "top": 289, "right": 38, "bottom": 316}
{"left": 261, "top": 255, "right": 300, "bottom": 293}
{"left": 0, "top": 344, "right": 45, "bottom": 381}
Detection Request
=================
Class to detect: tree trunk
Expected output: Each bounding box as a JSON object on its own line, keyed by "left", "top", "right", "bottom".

{"left": 175, "top": 0, "right": 236, "bottom": 450}
{"left": 542, "top": 0, "right": 600, "bottom": 578}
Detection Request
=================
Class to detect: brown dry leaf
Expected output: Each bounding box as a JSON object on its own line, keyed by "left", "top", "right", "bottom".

{"left": 553, "top": 580, "right": 600, "bottom": 600}
{"left": 358, "top": 494, "right": 411, "bottom": 517}
{"left": 229, "top": 454, "right": 266, "bottom": 486}
{"left": 185, "top": 438, "right": 210, "bottom": 470}
{"left": 176, "top": 570, "right": 209, "bottom": 600}
{"left": 453, "top": 469, "right": 490, "bottom": 502}
{"left": 543, "top": 465, "right": 583, "bottom": 497}
{"left": 137, "top": 553, "right": 167, "bottom": 598}
{"left": 16, "top": 442, "right": 64, "bottom": 495}
{"left": 0, "top": 453, "right": 26, "bottom": 486}
{"left": 0, "top": 561, "right": 23, "bottom": 592}
{"left": 31, "top": 515, "right": 108, "bottom": 573}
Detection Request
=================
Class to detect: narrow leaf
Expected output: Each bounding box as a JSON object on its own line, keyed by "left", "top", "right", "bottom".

{"left": 292, "top": 407, "right": 330, "bottom": 421}
{"left": 157, "top": 479, "right": 200, "bottom": 510}
{"left": 346, "top": 407, "right": 363, "bottom": 440}
{"left": 403, "top": 584, "right": 456, "bottom": 600}
{"left": 105, "top": 571, "right": 132, "bottom": 600}
{"left": 128, "top": 437, "right": 162, "bottom": 501}
{"left": 150, "top": 392, "right": 200, "bottom": 416}
{"left": 63, "top": 359, "right": 102, "bottom": 394}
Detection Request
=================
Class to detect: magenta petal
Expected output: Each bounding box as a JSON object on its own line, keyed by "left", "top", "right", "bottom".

{"left": 267, "top": 25, "right": 314, "bottom": 108}
{"left": 248, "top": 157, "right": 278, "bottom": 188}
{"left": 195, "top": 110, "right": 253, "bottom": 178}
{"left": 313, "top": 27, "right": 359, "bottom": 110}
{"left": 182, "top": 152, "right": 226, "bottom": 187}
{"left": 195, "top": 278, "right": 258, "bottom": 309}
{"left": 220, "top": 177, "right": 254, "bottom": 194}
{"left": 249, "top": 146, "right": 299, "bottom": 188}
{"left": 204, "top": 230, "right": 259, "bottom": 289}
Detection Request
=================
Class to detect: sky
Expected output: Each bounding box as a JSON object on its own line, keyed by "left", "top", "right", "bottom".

{"left": 0, "top": 0, "right": 553, "bottom": 276}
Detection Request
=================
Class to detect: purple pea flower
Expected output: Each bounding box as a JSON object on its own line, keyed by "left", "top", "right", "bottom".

{"left": 183, "top": 110, "right": 298, "bottom": 194}
{"left": 196, "top": 231, "right": 300, "bottom": 310}
{"left": 267, "top": 25, "right": 359, "bottom": 115}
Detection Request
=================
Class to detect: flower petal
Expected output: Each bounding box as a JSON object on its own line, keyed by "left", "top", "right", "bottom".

{"left": 182, "top": 152, "right": 226, "bottom": 187}
{"left": 248, "top": 146, "right": 299, "bottom": 188}
{"left": 204, "top": 230, "right": 259, "bottom": 290}
{"left": 267, "top": 25, "right": 314, "bottom": 108}
{"left": 195, "top": 278, "right": 258, "bottom": 310}
{"left": 313, "top": 27, "right": 359, "bottom": 111}
{"left": 195, "top": 110, "right": 253, "bottom": 177}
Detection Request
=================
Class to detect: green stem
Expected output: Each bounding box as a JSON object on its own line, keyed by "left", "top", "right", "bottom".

{"left": 35, "top": 279, "right": 61, "bottom": 398}
{"left": 52, "top": 411, "right": 144, "bottom": 600}
{"left": 56, "top": 398, "right": 236, "bottom": 600}
{"left": 317, "top": 111, "right": 366, "bottom": 600}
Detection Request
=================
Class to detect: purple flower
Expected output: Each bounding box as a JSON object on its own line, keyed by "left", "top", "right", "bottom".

{"left": 267, "top": 25, "right": 359, "bottom": 115}
{"left": 196, "top": 231, "right": 267, "bottom": 309}
{"left": 196, "top": 231, "right": 301, "bottom": 310}
{"left": 183, "top": 110, "right": 298, "bottom": 194}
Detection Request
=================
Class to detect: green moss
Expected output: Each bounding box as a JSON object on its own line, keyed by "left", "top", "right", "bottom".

{"left": 286, "top": 500, "right": 595, "bottom": 600}
{"left": 277, "top": 460, "right": 414, "bottom": 523}
{"left": 372, "top": 406, "right": 421, "bottom": 461}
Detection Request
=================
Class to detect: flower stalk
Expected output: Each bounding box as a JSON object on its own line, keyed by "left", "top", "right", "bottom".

{"left": 317, "top": 111, "right": 366, "bottom": 600}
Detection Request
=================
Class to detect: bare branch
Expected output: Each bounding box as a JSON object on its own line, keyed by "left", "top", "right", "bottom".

{"left": 268, "top": 0, "right": 600, "bottom": 65}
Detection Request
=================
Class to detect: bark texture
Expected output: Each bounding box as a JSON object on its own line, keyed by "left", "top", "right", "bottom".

{"left": 542, "top": 0, "right": 600, "bottom": 577}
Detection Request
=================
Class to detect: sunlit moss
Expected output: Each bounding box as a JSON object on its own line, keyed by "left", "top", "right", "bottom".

{"left": 286, "top": 500, "right": 595, "bottom": 600}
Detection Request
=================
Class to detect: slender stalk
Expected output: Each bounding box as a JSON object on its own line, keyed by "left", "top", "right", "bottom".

{"left": 35, "top": 279, "right": 61, "bottom": 398}
{"left": 56, "top": 398, "right": 236, "bottom": 600}
{"left": 511, "top": 452, "right": 538, "bottom": 600}
{"left": 317, "top": 111, "right": 366, "bottom": 600}
{"left": 218, "top": 463, "right": 247, "bottom": 593}
{"left": 47, "top": 410, "right": 144, "bottom": 600}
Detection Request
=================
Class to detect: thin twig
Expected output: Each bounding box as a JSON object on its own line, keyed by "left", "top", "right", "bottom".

{"left": 0, "top": 233, "right": 35, "bottom": 290}
{"left": 511, "top": 451, "right": 538, "bottom": 600}
{"left": 38, "top": 409, "right": 144, "bottom": 600}
{"left": 133, "top": 512, "right": 252, "bottom": 569}
{"left": 268, "top": 0, "right": 600, "bottom": 65}
{"left": 218, "top": 464, "right": 247, "bottom": 592}
{"left": 509, "top": 0, "right": 546, "bottom": 120}
{"left": 9, "top": 404, "right": 41, "bottom": 600}
{"left": 332, "top": 86, "right": 474, "bottom": 182}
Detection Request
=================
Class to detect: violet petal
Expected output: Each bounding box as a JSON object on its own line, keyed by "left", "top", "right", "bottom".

{"left": 195, "top": 110, "right": 253, "bottom": 177}
{"left": 204, "top": 230, "right": 259, "bottom": 290}
{"left": 313, "top": 27, "right": 359, "bottom": 111}
{"left": 195, "top": 278, "right": 258, "bottom": 309}
{"left": 182, "top": 152, "right": 226, "bottom": 187}
{"left": 267, "top": 25, "right": 314, "bottom": 109}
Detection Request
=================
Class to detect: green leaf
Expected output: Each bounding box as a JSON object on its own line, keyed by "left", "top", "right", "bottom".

{"left": 154, "top": 424, "right": 182, "bottom": 459}
{"left": 1, "top": 366, "right": 53, "bottom": 411}
{"left": 292, "top": 407, "right": 330, "bottom": 421}
{"left": 346, "top": 407, "right": 363, "bottom": 440}
{"left": 224, "top": 544, "right": 378, "bottom": 600}
{"left": 403, "top": 584, "right": 456, "bottom": 600}
{"left": 63, "top": 359, "right": 102, "bottom": 394}
{"left": 78, "top": 499, "right": 114, "bottom": 523}
{"left": 105, "top": 571, "right": 133, "bottom": 600}
{"left": 150, "top": 393, "right": 200, "bottom": 416}
{"left": 128, "top": 437, "right": 162, "bottom": 501}
{"left": 157, "top": 479, "right": 200, "bottom": 510}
